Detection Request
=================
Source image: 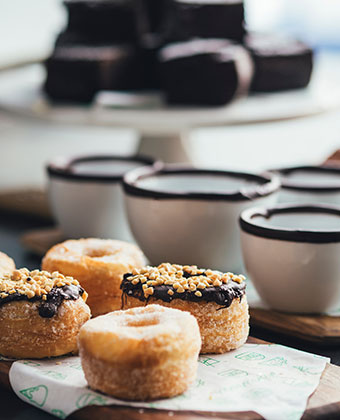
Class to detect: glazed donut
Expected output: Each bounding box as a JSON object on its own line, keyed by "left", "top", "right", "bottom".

{"left": 42, "top": 238, "right": 145, "bottom": 317}
{"left": 0, "top": 268, "right": 90, "bottom": 359}
{"left": 121, "top": 263, "right": 249, "bottom": 354}
{"left": 78, "top": 304, "right": 201, "bottom": 401}
{"left": 0, "top": 251, "right": 15, "bottom": 276}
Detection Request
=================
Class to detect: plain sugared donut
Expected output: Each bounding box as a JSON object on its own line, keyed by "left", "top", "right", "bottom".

{"left": 78, "top": 304, "right": 201, "bottom": 401}
{"left": 0, "top": 268, "right": 90, "bottom": 359}
{"left": 42, "top": 238, "right": 145, "bottom": 317}
{"left": 0, "top": 252, "right": 15, "bottom": 276}
{"left": 121, "top": 263, "right": 249, "bottom": 354}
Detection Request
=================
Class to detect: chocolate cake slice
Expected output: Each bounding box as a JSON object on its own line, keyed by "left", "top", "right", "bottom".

{"left": 167, "top": 0, "right": 245, "bottom": 42}
{"left": 44, "top": 45, "right": 143, "bottom": 103}
{"left": 141, "top": 0, "right": 170, "bottom": 34}
{"left": 159, "top": 38, "right": 253, "bottom": 106}
{"left": 139, "top": 34, "right": 163, "bottom": 90}
{"left": 63, "top": 0, "right": 147, "bottom": 43}
{"left": 244, "top": 32, "right": 314, "bottom": 92}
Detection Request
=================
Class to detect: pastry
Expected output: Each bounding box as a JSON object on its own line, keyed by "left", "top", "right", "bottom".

{"left": 139, "top": 34, "right": 163, "bottom": 90}
{"left": 121, "top": 263, "right": 249, "bottom": 353}
{"left": 244, "top": 32, "right": 313, "bottom": 92}
{"left": 0, "top": 268, "right": 90, "bottom": 359}
{"left": 141, "top": 0, "right": 169, "bottom": 34}
{"left": 0, "top": 252, "right": 15, "bottom": 276}
{"left": 167, "top": 0, "right": 245, "bottom": 42}
{"left": 78, "top": 304, "right": 201, "bottom": 400}
{"left": 42, "top": 238, "right": 145, "bottom": 317}
{"left": 159, "top": 38, "right": 253, "bottom": 105}
{"left": 44, "top": 45, "right": 142, "bottom": 103}
{"left": 63, "top": 0, "right": 146, "bottom": 43}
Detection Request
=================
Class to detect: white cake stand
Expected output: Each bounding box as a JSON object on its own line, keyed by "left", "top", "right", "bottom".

{"left": 0, "top": 62, "right": 340, "bottom": 162}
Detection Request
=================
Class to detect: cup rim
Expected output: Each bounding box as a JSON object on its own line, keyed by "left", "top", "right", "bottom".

{"left": 123, "top": 164, "right": 280, "bottom": 201}
{"left": 270, "top": 165, "right": 340, "bottom": 193}
{"left": 47, "top": 154, "right": 157, "bottom": 183}
{"left": 240, "top": 203, "right": 340, "bottom": 243}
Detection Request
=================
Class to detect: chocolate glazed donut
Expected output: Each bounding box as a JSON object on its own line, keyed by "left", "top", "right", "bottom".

{"left": 0, "top": 268, "right": 90, "bottom": 359}
{"left": 121, "top": 263, "right": 249, "bottom": 353}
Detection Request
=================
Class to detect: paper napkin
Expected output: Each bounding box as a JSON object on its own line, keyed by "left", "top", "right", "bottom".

{"left": 9, "top": 343, "right": 329, "bottom": 420}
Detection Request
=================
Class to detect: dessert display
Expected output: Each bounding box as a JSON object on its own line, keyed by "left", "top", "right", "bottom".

{"left": 159, "top": 39, "right": 253, "bottom": 106}
{"left": 42, "top": 238, "right": 146, "bottom": 317}
{"left": 244, "top": 32, "right": 314, "bottom": 92}
{"left": 43, "top": 0, "right": 314, "bottom": 105}
{"left": 166, "top": 0, "right": 245, "bottom": 42}
{"left": 78, "top": 304, "right": 201, "bottom": 400}
{"left": 0, "top": 251, "right": 15, "bottom": 276}
{"left": 0, "top": 268, "right": 90, "bottom": 359}
{"left": 121, "top": 263, "right": 249, "bottom": 353}
{"left": 44, "top": 45, "right": 142, "bottom": 103}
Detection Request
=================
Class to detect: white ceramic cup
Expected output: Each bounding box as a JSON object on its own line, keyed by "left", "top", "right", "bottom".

{"left": 47, "top": 154, "right": 157, "bottom": 241}
{"left": 270, "top": 165, "right": 340, "bottom": 205}
{"left": 123, "top": 165, "right": 280, "bottom": 272}
{"left": 240, "top": 203, "right": 340, "bottom": 313}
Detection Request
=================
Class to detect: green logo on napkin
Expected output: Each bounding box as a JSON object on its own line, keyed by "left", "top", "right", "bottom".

{"left": 51, "top": 409, "right": 66, "bottom": 419}
{"left": 19, "top": 384, "right": 48, "bottom": 407}
{"left": 293, "top": 365, "right": 320, "bottom": 375}
{"left": 76, "top": 393, "right": 108, "bottom": 409}
{"left": 235, "top": 352, "right": 265, "bottom": 361}
{"left": 218, "top": 369, "right": 248, "bottom": 377}
{"left": 20, "top": 361, "right": 41, "bottom": 367}
{"left": 259, "top": 357, "right": 287, "bottom": 367}
{"left": 68, "top": 362, "right": 82, "bottom": 371}
{"left": 199, "top": 357, "right": 220, "bottom": 367}
{"left": 41, "top": 370, "right": 67, "bottom": 380}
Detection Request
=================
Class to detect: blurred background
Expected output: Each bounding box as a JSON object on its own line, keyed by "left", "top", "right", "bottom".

{"left": 0, "top": 0, "right": 340, "bottom": 191}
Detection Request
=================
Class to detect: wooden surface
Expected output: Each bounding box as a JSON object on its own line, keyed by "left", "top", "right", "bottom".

{"left": 250, "top": 308, "right": 340, "bottom": 345}
{"left": 0, "top": 189, "right": 52, "bottom": 220}
{"left": 0, "top": 337, "right": 340, "bottom": 420}
{"left": 21, "top": 227, "right": 63, "bottom": 256}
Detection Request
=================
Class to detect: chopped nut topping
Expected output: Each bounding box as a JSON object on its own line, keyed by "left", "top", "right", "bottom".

{"left": 0, "top": 268, "right": 81, "bottom": 300}
{"left": 124, "top": 263, "right": 245, "bottom": 299}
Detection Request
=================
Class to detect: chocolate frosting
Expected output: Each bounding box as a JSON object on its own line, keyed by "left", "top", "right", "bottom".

{"left": 121, "top": 272, "right": 246, "bottom": 308}
{"left": 0, "top": 284, "right": 84, "bottom": 318}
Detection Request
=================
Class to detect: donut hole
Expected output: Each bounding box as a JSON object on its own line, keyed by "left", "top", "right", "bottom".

{"left": 84, "top": 248, "right": 111, "bottom": 258}
{"left": 125, "top": 315, "right": 160, "bottom": 328}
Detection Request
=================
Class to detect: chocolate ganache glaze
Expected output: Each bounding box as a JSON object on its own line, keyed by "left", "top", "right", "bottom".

{"left": 0, "top": 268, "right": 86, "bottom": 319}
{"left": 121, "top": 263, "right": 246, "bottom": 308}
{"left": 0, "top": 284, "right": 85, "bottom": 318}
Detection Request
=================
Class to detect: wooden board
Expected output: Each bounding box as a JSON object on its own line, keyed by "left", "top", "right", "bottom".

{"left": 21, "top": 227, "right": 64, "bottom": 256}
{"left": 250, "top": 308, "right": 340, "bottom": 345}
{"left": 0, "top": 189, "right": 52, "bottom": 220}
{"left": 0, "top": 337, "right": 340, "bottom": 420}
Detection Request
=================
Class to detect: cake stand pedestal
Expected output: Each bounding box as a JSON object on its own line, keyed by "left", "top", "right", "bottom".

{"left": 137, "top": 132, "right": 190, "bottom": 163}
